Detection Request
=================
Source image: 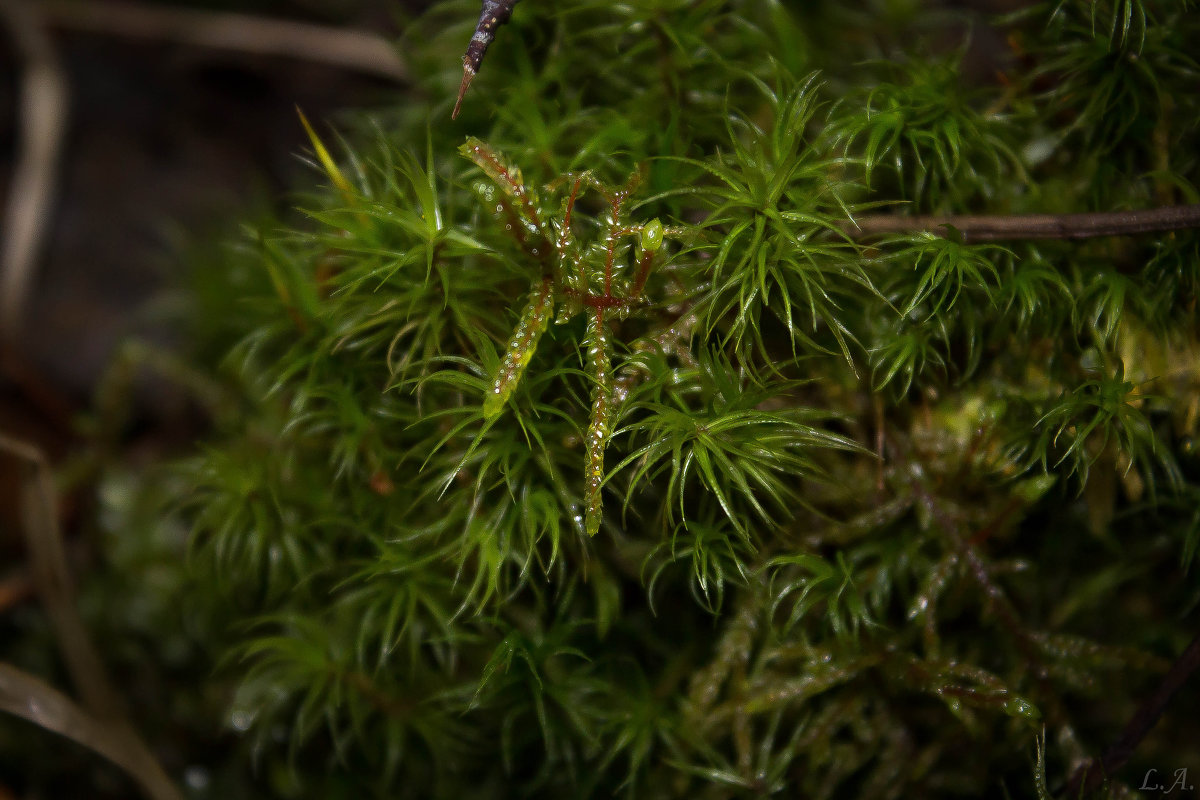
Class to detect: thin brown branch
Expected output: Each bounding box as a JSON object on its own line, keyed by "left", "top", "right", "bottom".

{"left": 846, "top": 203, "right": 1200, "bottom": 243}
{"left": 40, "top": 0, "right": 407, "bottom": 82}
{"left": 1066, "top": 630, "right": 1200, "bottom": 796}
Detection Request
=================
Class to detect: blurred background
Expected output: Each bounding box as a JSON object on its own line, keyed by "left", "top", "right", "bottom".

{"left": 0, "top": 0, "right": 432, "bottom": 438}
{"left": 0, "top": 2, "right": 429, "bottom": 796}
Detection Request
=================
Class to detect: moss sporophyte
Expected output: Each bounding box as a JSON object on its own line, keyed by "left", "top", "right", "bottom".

{"left": 461, "top": 137, "right": 671, "bottom": 536}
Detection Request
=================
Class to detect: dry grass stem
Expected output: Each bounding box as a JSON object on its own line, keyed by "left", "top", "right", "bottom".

{"left": 0, "top": 0, "right": 68, "bottom": 340}
{"left": 0, "top": 433, "right": 182, "bottom": 800}
{"left": 41, "top": 0, "right": 408, "bottom": 81}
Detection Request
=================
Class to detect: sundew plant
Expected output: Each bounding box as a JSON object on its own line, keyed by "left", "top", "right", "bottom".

{"left": 125, "top": 0, "right": 1200, "bottom": 797}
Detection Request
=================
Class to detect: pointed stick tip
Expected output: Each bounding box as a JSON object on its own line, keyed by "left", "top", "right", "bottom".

{"left": 452, "top": 61, "right": 476, "bottom": 120}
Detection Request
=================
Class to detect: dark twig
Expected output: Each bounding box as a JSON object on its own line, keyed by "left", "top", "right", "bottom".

{"left": 846, "top": 204, "right": 1200, "bottom": 243}
{"left": 453, "top": 0, "right": 518, "bottom": 119}
{"left": 1066, "top": 631, "right": 1200, "bottom": 796}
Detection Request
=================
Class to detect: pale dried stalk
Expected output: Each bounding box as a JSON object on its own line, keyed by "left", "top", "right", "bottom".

{"left": 0, "top": 433, "right": 182, "bottom": 800}
{"left": 0, "top": 664, "right": 182, "bottom": 800}
{"left": 0, "top": 0, "right": 69, "bottom": 339}
{"left": 40, "top": 0, "right": 408, "bottom": 81}
{"left": 5, "top": 434, "right": 118, "bottom": 718}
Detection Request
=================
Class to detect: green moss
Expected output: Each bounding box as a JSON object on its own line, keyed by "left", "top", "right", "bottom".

{"left": 82, "top": 0, "right": 1200, "bottom": 797}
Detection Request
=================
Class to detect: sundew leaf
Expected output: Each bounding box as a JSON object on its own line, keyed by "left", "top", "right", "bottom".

{"left": 460, "top": 136, "right": 546, "bottom": 242}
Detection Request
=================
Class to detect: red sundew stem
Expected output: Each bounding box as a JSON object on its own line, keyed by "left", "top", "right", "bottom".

{"left": 1067, "top": 632, "right": 1200, "bottom": 796}
{"left": 560, "top": 176, "right": 583, "bottom": 248}
{"left": 630, "top": 248, "right": 655, "bottom": 300}
{"left": 560, "top": 175, "right": 585, "bottom": 287}
{"left": 499, "top": 278, "right": 552, "bottom": 379}
{"left": 495, "top": 197, "right": 526, "bottom": 245}
{"left": 559, "top": 288, "right": 636, "bottom": 311}
{"left": 585, "top": 295, "right": 628, "bottom": 311}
